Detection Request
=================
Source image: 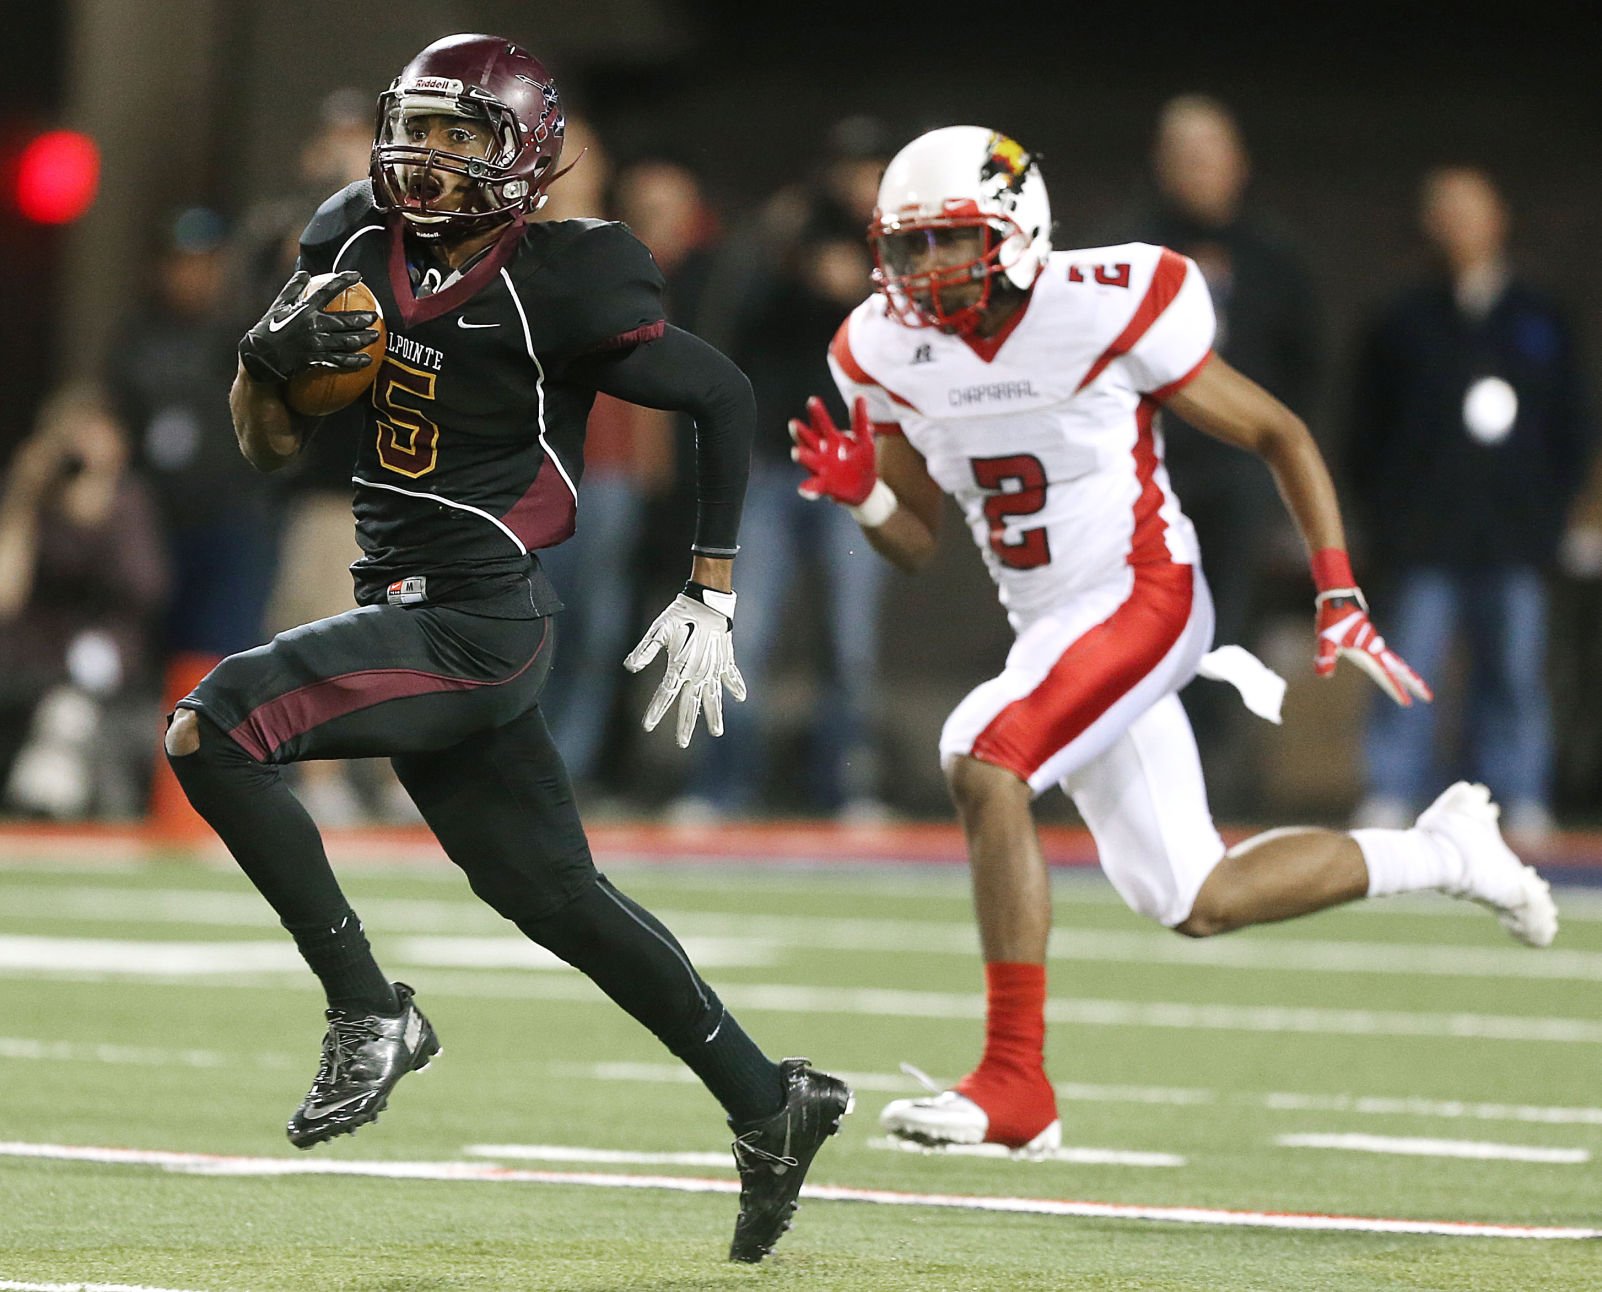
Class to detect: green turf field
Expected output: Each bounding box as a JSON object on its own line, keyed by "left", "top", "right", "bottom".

{"left": 1, "top": 855, "right": 1598, "bottom": 1290}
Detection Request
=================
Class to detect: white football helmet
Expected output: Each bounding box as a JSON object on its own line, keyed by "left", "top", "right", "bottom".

{"left": 869, "top": 125, "right": 1052, "bottom": 332}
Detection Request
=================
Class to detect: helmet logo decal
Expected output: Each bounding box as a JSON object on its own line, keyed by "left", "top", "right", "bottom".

{"left": 978, "top": 133, "right": 1035, "bottom": 212}
{"left": 410, "top": 76, "right": 464, "bottom": 95}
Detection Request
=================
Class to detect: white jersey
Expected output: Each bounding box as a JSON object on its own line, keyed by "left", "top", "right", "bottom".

{"left": 830, "top": 243, "right": 1215, "bottom": 630}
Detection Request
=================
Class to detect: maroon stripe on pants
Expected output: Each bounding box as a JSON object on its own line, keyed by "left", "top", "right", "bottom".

{"left": 228, "top": 620, "right": 548, "bottom": 761}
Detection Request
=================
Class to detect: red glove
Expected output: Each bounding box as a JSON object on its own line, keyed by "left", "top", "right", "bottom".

{"left": 790, "top": 395, "right": 877, "bottom": 505}
{"left": 1311, "top": 549, "right": 1433, "bottom": 707}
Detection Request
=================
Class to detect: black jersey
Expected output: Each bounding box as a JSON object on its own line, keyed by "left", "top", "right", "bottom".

{"left": 298, "top": 181, "right": 666, "bottom": 611}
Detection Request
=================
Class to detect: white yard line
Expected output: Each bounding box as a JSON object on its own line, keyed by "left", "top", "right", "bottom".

{"left": 0, "top": 1036, "right": 292, "bottom": 1071}
{"left": 0, "top": 888, "right": 506, "bottom": 933}
{"left": 626, "top": 870, "right": 1602, "bottom": 923}
{"left": 560, "top": 1060, "right": 1602, "bottom": 1127}
{"left": 0, "top": 936, "right": 304, "bottom": 975}
{"left": 0, "top": 933, "right": 768, "bottom": 976}
{"left": 652, "top": 911, "right": 1602, "bottom": 983}
{"left": 866, "top": 1136, "right": 1185, "bottom": 1168}
{"left": 397, "top": 933, "right": 774, "bottom": 970}
{"left": 8, "top": 1038, "right": 1595, "bottom": 1132}
{"left": 1277, "top": 1133, "right": 1590, "bottom": 1164}
{"left": 7, "top": 885, "right": 1602, "bottom": 981}
{"left": 0, "top": 1282, "right": 208, "bottom": 1292}
{"left": 465, "top": 1143, "right": 730, "bottom": 1168}
{"left": 0, "top": 954, "right": 1596, "bottom": 1044}
{"left": 1259, "top": 1091, "right": 1602, "bottom": 1126}
{"left": 711, "top": 982, "right": 1602, "bottom": 1044}
{"left": 467, "top": 1138, "right": 1186, "bottom": 1170}
{"left": 0, "top": 1142, "right": 1594, "bottom": 1240}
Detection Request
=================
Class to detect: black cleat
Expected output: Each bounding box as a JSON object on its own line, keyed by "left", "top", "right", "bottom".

{"left": 286, "top": 982, "right": 440, "bottom": 1149}
{"left": 728, "top": 1057, "right": 852, "bottom": 1263}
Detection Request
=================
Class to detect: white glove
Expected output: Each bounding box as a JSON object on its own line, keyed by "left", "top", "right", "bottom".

{"left": 623, "top": 583, "right": 747, "bottom": 748}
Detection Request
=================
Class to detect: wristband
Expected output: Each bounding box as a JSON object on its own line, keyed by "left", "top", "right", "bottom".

{"left": 1310, "top": 547, "right": 1356, "bottom": 595}
{"left": 847, "top": 479, "right": 898, "bottom": 528}
{"left": 683, "top": 580, "right": 736, "bottom": 621}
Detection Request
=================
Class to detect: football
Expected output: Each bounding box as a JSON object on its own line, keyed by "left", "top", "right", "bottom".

{"left": 284, "top": 274, "right": 386, "bottom": 416}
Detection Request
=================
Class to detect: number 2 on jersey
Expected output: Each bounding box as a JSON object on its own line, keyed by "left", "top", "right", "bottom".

{"left": 372, "top": 355, "right": 440, "bottom": 479}
{"left": 1067, "top": 262, "right": 1131, "bottom": 288}
{"left": 971, "top": 454, "right": 1051, "bottom": 569}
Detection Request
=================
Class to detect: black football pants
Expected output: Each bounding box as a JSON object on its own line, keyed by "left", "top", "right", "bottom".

{"left": 176, "top": 600, "right": 597, "bottom": 921}
{"left": 169, "top": 600, "right": 783, "bottom": 1121}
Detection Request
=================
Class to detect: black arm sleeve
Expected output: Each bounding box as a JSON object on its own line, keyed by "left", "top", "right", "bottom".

{"left": 574, "top": 324, "right": 754, "bottom": 557}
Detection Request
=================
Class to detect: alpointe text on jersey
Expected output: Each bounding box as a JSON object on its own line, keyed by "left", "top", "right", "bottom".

{"left": 387, "top": 331, "right": 446, "bottom": 372}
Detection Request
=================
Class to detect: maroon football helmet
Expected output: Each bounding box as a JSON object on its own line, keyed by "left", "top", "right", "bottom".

{"left": 371, "top": 33, "right": 565, "bottom": 237}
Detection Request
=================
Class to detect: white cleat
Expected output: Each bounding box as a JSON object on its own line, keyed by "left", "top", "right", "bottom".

{"left": 881, "top": 1090, "right": 988, "bottom": 1146}
{"left": 880, "top": 1086, "right": 1062, "bottom": 1157}
{"left": 1417, "top": 781, "right": 1559, "bottom": 948}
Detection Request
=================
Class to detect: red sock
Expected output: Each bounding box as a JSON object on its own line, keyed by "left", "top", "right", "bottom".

{"left": 953, "top": 962, "right": 1056, "bottom": 1146}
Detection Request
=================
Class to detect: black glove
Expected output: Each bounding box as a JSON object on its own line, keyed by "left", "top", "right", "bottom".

{"left": 238, "top": 270, "right": 380, "bottom": 384}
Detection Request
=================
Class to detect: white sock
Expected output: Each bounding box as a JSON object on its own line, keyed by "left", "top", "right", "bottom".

{"left": 1353, "top": 827, "right": 1463, "bottom": 898}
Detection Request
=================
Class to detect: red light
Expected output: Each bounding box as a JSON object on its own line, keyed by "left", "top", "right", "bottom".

{"left": 16, "top": 130, "right": 100, "bottom": 224}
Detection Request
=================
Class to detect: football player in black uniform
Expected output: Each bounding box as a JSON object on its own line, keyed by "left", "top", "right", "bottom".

{"left": 164, "top": 33, "right": 849, "bottom": 1264}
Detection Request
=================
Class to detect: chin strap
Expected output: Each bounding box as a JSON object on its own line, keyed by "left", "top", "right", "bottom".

{"left": 542, "top": 145, "right": 587, "bottom": 193}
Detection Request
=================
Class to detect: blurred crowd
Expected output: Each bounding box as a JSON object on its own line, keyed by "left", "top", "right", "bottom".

{"left": 0, "top": 91, "right": 1595, "bottom": 836}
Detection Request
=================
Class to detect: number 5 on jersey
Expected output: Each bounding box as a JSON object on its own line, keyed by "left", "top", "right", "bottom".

{"left": 373, "top": 355, "right": 440, "bottom": 478}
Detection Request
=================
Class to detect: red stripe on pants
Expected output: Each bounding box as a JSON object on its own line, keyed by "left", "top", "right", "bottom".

{"left": 970, "top": 562, "right": 1194, "bottom": 781}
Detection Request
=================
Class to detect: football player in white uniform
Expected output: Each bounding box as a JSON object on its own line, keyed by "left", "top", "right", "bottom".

{"left": 793, "top": 126, "right": 1558, "bottom": 1154}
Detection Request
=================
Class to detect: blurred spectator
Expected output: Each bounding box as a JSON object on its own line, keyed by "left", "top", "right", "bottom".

{"left": 232, "top": 88, "right": 375, "bottom": 308}
{"left": 618, "top": 155, "right": 727, "bottom": 597}
{"left": 696, "top": 114, "right": 889, "bottom": 355}
{"left": 0, "top": 386, "right": 168, "bottom": 817}
{"left": 1552, "top": 450, "right": 1602, "bottom": 811}
{"left": 541, "top": 393, "right": 675, "bottom": 795}
{"left": 672, "top": 119, "right": 895, "bottom": 819}
{"left": 537, "top": 111, "right": 609, "bottom": 223}
{"left": 1348, "top": 167, "right": 1593, "bottom": 840}
{"left": 538, "top": 153, "right": 700, "bottom": 795}
{"left": 106, "top": 206, "right": 284, "bottom": 832}
{"left": 1120, "top": 95, "right": 1322, "bottom": 814}
{"left": 237, "top": 91, "right": 401, "bottom": 824}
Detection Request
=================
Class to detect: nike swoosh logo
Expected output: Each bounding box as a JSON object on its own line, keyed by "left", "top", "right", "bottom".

{"left": 404, "top": 1011, "right": 423, "bottom": 1051}
{"left": 267, "top": 299, "right": 317, "bottom": 333}
{"left": 457, "top": 318, "right": 499, "bottom": 329}
{"left": 773, "top": 1116, "right": 792, "bottom": 1174}
{"left": 300, "top": 1092, "right": 367, "bottom": 1121}
{"left": 1319, "top": 611, "right": 1364, "bottom": 643}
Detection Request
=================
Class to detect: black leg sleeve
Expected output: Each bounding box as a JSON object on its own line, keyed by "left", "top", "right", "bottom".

{"left": 391, "top": 706, "right": 783, "bottom": 1123}
{"left": 519, "top": 877, "right": 783, "bottom": 1126}
{"left": 167, "top": 713, "right": 394, "bottom": 1013}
